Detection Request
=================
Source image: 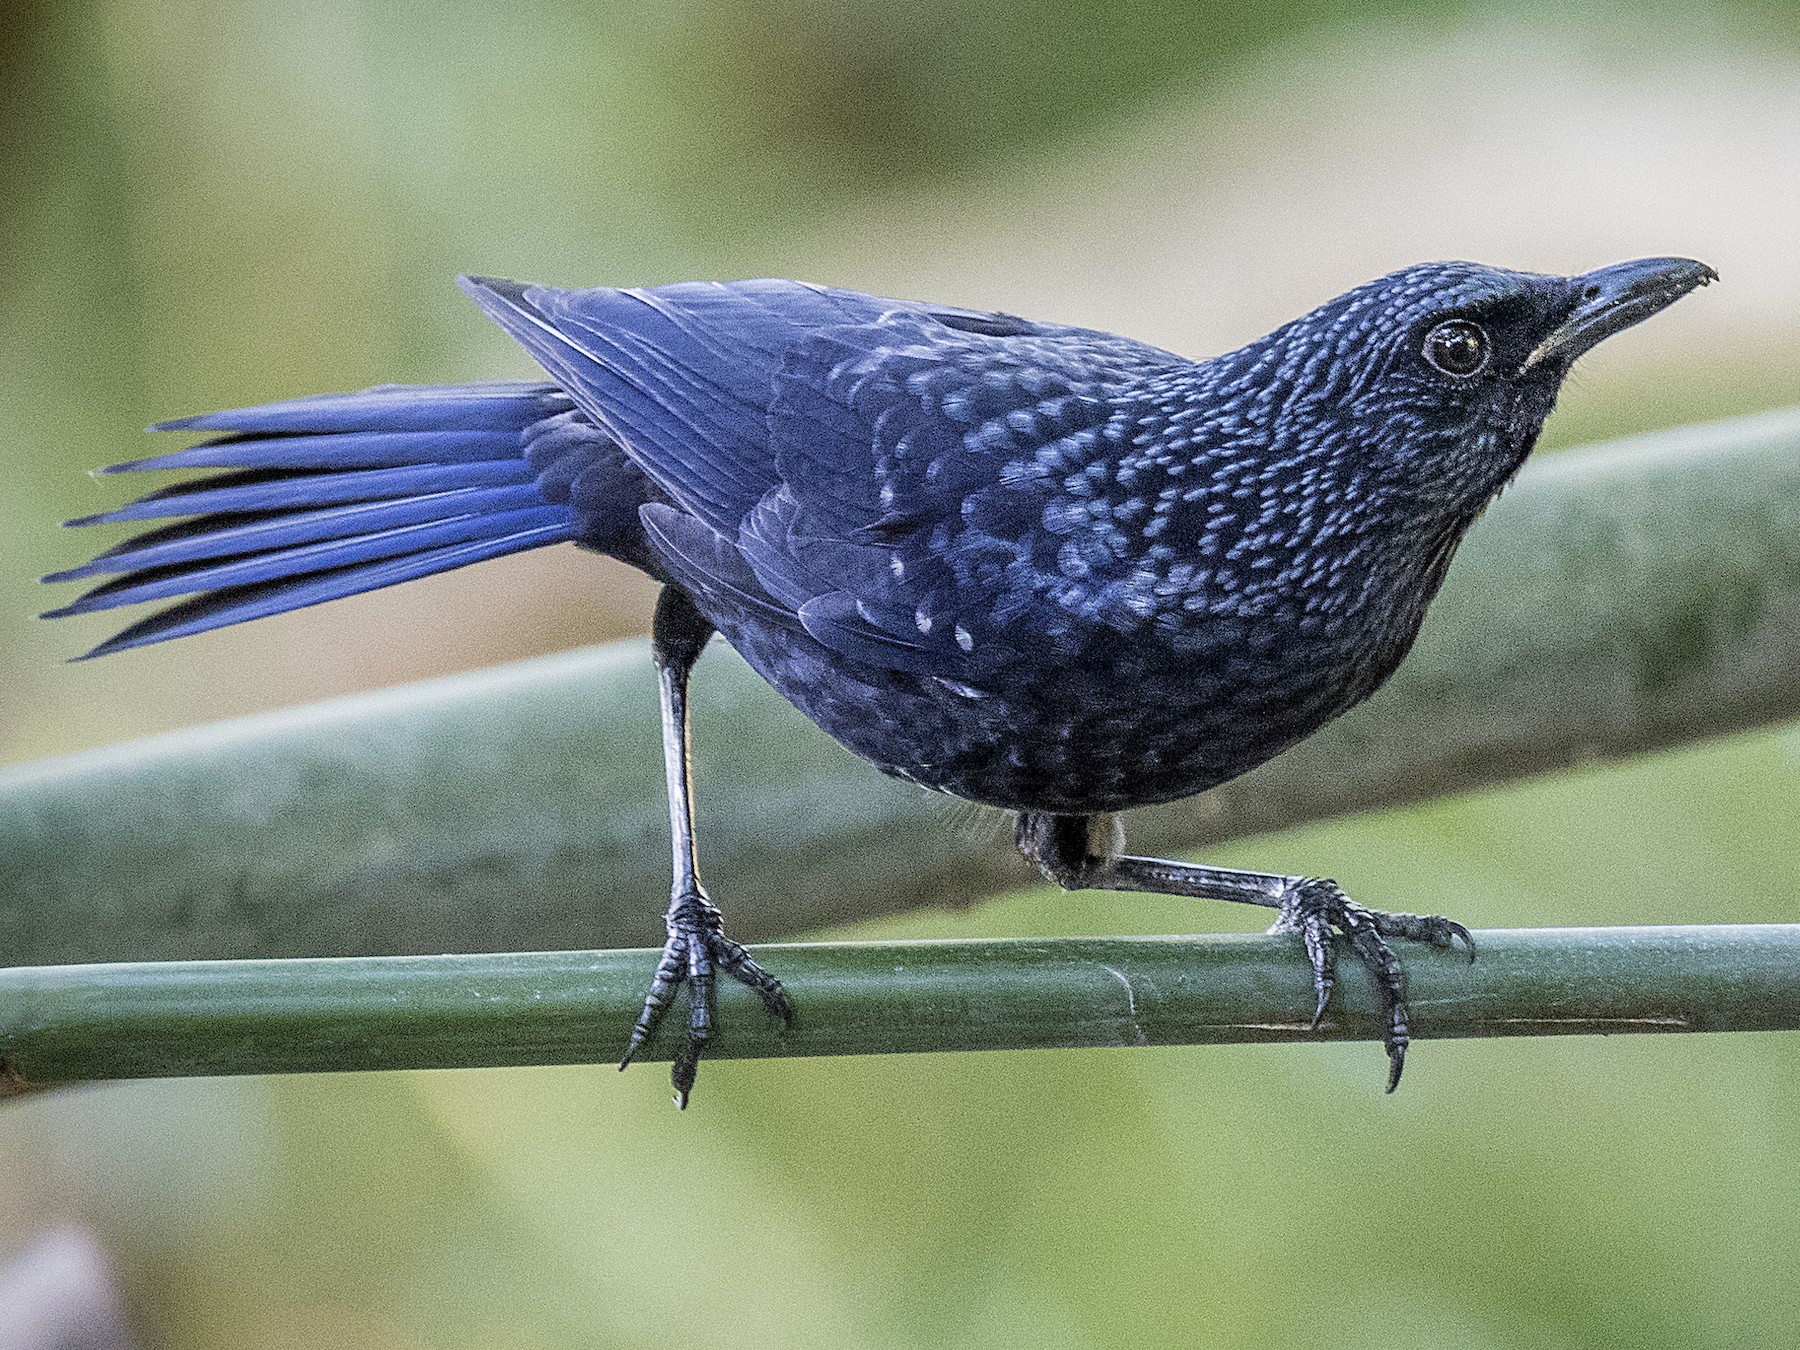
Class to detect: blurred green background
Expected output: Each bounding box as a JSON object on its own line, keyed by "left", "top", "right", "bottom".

{"left": 3, "top": 1, "right": 1800, "bottom": 1346}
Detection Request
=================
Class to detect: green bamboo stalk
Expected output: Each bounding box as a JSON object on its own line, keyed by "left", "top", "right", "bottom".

{"left": 3, "top": 926, "right": 1796, "bottom": 1093}
{"left": 4, "top": 408, "right": 1800, "bottom": 964}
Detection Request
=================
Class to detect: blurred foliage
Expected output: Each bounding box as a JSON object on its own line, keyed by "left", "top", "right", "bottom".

{"left": 649, "top": 0, "right": 1429, "bottom": 207}
{"left": 2, "top": 0, "right": 1799, "bottom": 1347}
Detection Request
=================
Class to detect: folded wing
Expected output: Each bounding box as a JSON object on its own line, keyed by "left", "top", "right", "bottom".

{"left": 459, "top": 276, "right": 1180, "bottom": 680}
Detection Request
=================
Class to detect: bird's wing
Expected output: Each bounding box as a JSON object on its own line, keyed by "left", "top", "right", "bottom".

{"left": 458, "top": 276, "right": 892, "bottom": 535}
{"left": 741, "top": 312, "right": 1183, "bottom": 677}
{"left": 461, "top": 275, "right": 1181, "bottom": 677}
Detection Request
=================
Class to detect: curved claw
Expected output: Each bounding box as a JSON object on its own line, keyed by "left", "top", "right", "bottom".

{"left": 671, "top": 1043, "right": 701, "bottom": 1110}
{"left": 714, "top": 935, "right": 798, "bottom": 1031}
{"left": 1450, "top": 921, "right": 1477, "bottom": 961}
{"left": 619, "top": 934, "right": 689, "bottom": 1070}
{"left": 1385, "top": 1042, "right": 1406, "bottom": 1093}
{"left": 1300, "top": 913, "right": 1334, "bottom": 1029}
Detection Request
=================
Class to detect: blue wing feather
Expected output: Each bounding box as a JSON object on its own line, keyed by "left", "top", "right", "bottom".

{"left": 636, "top": 503, "right": 799, "bottom": 633}
{"left": 459, "top": 276, "right": 903, "bottom": 536}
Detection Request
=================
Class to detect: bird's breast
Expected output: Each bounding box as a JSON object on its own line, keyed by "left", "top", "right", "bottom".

{"left": 719, "top": 588, "right": 1423, "bottom": 815}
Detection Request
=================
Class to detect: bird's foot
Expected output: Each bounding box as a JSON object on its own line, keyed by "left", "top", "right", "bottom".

{"left": 619, "top": 889, "right": 794, "bottom": 1108}
{"left": 1267, "top": 878, "right": 1474, "bottom": 1092}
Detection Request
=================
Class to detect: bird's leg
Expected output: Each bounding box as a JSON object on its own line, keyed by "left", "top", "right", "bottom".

{"left": 1015, "top": 811, "right": 1473, "bottom": 1091}
{"left": 620, "top": 586, "right": 794, "bottom": 1107}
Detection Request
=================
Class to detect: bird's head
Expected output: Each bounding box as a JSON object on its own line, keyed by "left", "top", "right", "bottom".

{"left": 1262, "top": 257, "right": 1716, "bottom": 515}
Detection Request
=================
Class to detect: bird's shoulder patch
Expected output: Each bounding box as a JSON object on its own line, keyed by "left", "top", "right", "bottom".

{"left": 718, "top": 317, "right": 1175, "bottom": 676}
{"left": 767, "top": 316, "right": 1138, "bottom": 534}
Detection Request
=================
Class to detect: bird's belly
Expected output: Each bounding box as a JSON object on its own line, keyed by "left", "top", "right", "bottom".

{"left": 720, "top": 617, "right": 1395, "bottom": 814}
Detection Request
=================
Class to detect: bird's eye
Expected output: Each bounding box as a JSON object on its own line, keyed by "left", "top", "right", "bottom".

{"left": 1421, "top": 320, "right": 1490, "bottom": 377}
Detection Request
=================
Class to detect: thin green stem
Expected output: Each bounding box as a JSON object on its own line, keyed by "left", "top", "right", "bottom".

{"left": 4, "top": 926, "right": 1796, "bottom": 1093}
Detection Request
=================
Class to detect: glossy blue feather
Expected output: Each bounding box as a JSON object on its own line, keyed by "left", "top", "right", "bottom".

{"left": 49, "top": 484, "right": 550, "bottom": 581}
{"left": 67, "top": 461, "right": 535, "bottom": 525}
{"left": 76, "top": 524, "right": 573, "bottom": 658}
{"left": 149, "top": 381, "right": 569, "bottom": 434}
{"left": 108, "top": 429, "right": 528, "bottom": 474}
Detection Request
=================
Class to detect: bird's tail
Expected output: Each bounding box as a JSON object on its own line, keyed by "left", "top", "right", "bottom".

{"left": 43, "top": 381, "right": 587, "bottom": 657}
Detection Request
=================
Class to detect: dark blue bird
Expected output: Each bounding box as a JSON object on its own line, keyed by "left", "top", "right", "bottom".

{"left": 45, "top": 257, "right": 1714, "bottom": 1101}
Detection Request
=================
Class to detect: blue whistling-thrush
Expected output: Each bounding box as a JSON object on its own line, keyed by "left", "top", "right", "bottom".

{"left": 45, "top": 257, "right": 1715, "bottom": 1101}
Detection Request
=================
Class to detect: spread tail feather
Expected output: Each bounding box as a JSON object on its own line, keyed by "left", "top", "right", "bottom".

{"left": 45, "top": 381, "right": 585, "bottom": 657}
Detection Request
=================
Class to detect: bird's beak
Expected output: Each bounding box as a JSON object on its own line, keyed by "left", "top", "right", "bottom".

{"left": 1525, "top": 257, "right": 1717, "bottom": 369}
